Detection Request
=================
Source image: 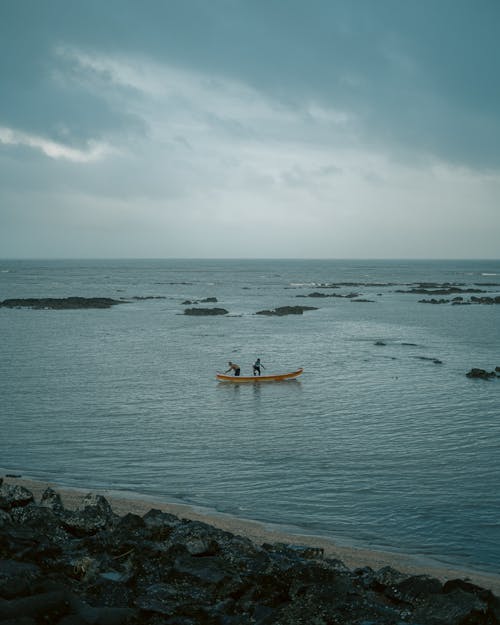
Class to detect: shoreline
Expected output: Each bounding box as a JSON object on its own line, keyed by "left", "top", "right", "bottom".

{"left": 4, "top": 474, "right": 500, "bottom": 595}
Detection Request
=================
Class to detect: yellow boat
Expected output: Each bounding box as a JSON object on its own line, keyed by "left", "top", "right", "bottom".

{"left": 216, "top": 367, "right": 303, "bottom": 382}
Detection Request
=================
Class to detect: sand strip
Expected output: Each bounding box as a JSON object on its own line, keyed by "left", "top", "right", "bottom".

{"left": 4, "top": 475, "right": 499, "bottom": 595}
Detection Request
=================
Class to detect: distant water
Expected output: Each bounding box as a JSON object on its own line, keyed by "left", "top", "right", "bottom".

{"left": 1, "top": 259, "right": 499, "bottom": 574}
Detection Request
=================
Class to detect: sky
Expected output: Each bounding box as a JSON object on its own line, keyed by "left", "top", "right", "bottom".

{"left": 0, "top": 0, "right": 499, "bottom": 259}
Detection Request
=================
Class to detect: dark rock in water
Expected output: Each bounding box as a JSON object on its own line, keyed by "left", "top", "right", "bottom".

{"left": 398, "top": 286, "right": 486, "bottom": 295}
{"left": 351, "top": 298, "right": 375, "bottom": 303}
{"left": 182, "top": 297, "right": 218, "bottom": 305}
{"left": 299, "top": 291, "right": 330, "bottom": 298}
{"left": 415, "top": 356, "right": 443, "bottom": 364}
{"left": 0, "top": 484, "right": 498, "bottom": 625}
{"left": 419, "top": 295, "right": 500, "bottom": 305}
{"left": 466, "top": 368, "right": 497, "bottom": 379}
{"left": 256, "top": 306, "right": 318, "bottom": 316}
{"left": 184, "top": 307, "right": 228, "bottom": 315}
{"left": 131, "top": 295, "right": 167, "bottom": 300}
{"left": 470, "top": 295, "right": 500, "bottom": 304}
{"left": 0, "top": 297, "right": 126, "bottom": 309}
{"left": 297, "top": 292, "right": 360, "bottom": 299}
{"left": 375, "top": 341, "right": 386, "bottom": 346}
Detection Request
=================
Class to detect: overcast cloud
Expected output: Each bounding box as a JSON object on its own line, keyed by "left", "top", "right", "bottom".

{"left": 0, "top": 0, "right": 499, "bottom": 258}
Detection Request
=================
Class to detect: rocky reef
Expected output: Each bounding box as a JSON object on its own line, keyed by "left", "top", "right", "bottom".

{"left": 466, "top": 367, "right": 500, "bottom": 379}
{"left": 256, "top": 306, "right": 318, "bottom": 316}
{"left": 297, "top": 292, "right": 360, "bottom": 299}
{"left": 182, "top": 298, "right": 218, "bottom": 305}
{"left": 1, "top": 480, "right": 499, "bottom": 625}
{"left": 0, "top": 297, "right": 127, "bottom": 310}
{"left": 396, "top": 285, "right": 486, "bottom": 295}
{"left": 184, "top": 307, "right": 228, "bottom": 316}
{"left": 419, "top": 296, "right": 500, "bottom": 305}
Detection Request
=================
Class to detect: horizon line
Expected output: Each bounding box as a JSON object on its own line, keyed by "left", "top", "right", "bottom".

{"left": 1, "top": 257, "right": 499, "bottom": 263}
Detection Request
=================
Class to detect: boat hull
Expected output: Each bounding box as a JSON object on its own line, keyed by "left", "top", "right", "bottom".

{"left": 216, "top": 368, "right": 303, "bottom": 382}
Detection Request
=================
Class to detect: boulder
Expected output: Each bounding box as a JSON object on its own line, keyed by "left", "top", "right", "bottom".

{"left": 60, "top": 493, "right": 117, "bottom": 536}
{"left": 0, "top": 483, "right": 34, "bottom": 510}
{"left": 40, "top": 487, "right": 65, "bottom": 513}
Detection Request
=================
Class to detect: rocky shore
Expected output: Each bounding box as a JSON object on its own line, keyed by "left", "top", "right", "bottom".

{"left": 1, "top": 479, "right": 499, "bottom": 625}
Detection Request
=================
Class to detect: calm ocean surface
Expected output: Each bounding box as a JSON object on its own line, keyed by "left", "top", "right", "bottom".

{"left": 1, "top": 259, "right": 499, "bottom": 574}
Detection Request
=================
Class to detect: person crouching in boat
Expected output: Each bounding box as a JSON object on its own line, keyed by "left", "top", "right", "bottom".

{"left": 225, "top": 361, "right": 241, "bottom": 376}
{"left": 253, "top": 358, "right": 265, "bottom": 376}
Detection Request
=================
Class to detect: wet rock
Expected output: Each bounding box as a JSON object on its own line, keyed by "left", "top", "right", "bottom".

{"left": 414, "top": 356, "right": 443, "bottom": 364}
{"left": 0, "top": 297, "right": 127, "bottom": 309}
{"left": 256, "top": 306, "right": 318, "bottom": 316}
{"left": 398, "top": 286, "right": 485, "bottom": 295}
{"left": 130, "top": 296, "right": 166, "bottom": 300}
{"left": 182, "top": 297, "right": 218, "bottom": 305}
{"left": 184, "top": 307, "right": 228, "bottom": 315}
{"left": 297, "top": 291, "right": 360, "bottom": 299}
{"left": 299, "top": 291, "right": 331, "bottom": 298}
{"left": 419, "top": 295, "right": 500, "bottom": 305}
{"left": 470, "top": 295, "right": 500, "bottom": 304}
{"left": 466, "top": 368, "right": 497, "bottom": 379}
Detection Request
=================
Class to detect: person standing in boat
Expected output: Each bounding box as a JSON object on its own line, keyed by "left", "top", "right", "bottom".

{"left": 253, "top": 358, "right": 265, "bottom": 376}
{"left": 225, "top": 361, "right": 241, "bottom": 376}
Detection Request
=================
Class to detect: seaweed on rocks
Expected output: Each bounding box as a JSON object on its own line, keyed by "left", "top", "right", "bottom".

{"left": 0, "top": 482, "right": 499, "bottom": 625}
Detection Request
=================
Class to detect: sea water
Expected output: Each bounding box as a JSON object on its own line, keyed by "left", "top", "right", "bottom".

{"left": 0, "top": 259, "right": 499, "bottom": 574}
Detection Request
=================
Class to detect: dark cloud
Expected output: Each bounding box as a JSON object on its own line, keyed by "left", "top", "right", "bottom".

{"left": 1, "top": 0, "right": 499, "bottom": 168}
